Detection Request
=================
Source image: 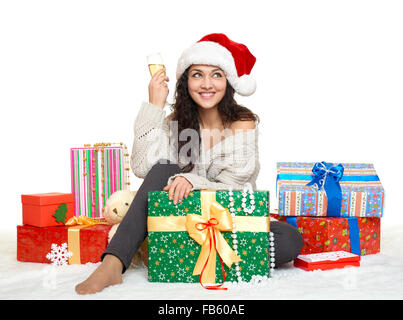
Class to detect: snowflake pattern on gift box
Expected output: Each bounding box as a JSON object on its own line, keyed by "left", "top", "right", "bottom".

{"left": 147, "top": 190, "right": 271, "bottom": 283}
{"left": 147, "top": 230, "right": 270, "bottom": 283}
{"left": 46, "top": 243, "right": 73, "bottom": 266}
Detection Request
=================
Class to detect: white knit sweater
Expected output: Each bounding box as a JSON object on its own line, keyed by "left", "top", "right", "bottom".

{"left": 130, "top": 101, "right": 260, "bottom": 190}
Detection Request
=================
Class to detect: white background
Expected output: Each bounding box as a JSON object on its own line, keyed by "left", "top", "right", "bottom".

{"left": 1, "top": 0, "right": 402, "bottom": 231}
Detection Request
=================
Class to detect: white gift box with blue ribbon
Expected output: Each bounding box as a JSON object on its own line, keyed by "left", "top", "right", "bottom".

{"left": 276, "top": 161, "right": 385, "bottom": 218}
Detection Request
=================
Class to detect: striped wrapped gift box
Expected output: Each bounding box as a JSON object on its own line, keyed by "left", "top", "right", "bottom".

{"left": 276, "top": 162, "right": 385, "bottom": 217}
{"left": 70, "top": 143, "right": 130, "bottom": 219}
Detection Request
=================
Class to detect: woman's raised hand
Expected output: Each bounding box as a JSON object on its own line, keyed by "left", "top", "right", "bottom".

{"left": 148, "top": 68, "right": 169, "bottom": 109}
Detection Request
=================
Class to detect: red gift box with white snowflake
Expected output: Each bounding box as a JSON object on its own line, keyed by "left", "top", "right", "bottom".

{"left": 271, "top": 214, "right": 380, "bottom": 256}
{"left": 17, "top": 224, "right": 111, "bottom": 265}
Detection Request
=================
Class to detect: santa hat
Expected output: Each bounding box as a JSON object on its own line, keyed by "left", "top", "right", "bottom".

{"left": 176, "top": 33, "right": 257, "bottom": 96}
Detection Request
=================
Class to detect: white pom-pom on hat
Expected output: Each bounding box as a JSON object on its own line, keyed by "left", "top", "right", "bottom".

{"left": 232, "top": 74, "right": 257, "bottom": 96}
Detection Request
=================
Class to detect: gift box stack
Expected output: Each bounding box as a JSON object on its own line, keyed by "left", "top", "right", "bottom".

{"left": 146, "top": 188, "right": 273, "bottom": 288}
{"left": 274, "top": 161, "right": 384, "bottom": 256}
{"left": 17, "top": 192, "right": 112, "bottom": 265}
{"left": 16, "top": 142, "right": 130, "bottom": 265}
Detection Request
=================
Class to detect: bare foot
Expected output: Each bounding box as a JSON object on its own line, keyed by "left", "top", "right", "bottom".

{"left": 75, "top": 254, "right": 123, "bottom": 294}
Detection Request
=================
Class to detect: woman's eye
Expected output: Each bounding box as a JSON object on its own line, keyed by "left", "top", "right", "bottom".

{"left": 213, "top": 72, "right": 223, "bottom": 78}
{"left": 192, "top": 72, "right": 202, "bottom": 78}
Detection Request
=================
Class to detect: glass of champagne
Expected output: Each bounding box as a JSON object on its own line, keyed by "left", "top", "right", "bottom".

{"left": 147, "top": 53, "right": 165, "bottom": 77}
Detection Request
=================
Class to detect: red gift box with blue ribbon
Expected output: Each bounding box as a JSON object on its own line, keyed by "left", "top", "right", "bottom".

{"left": 272, "top": 213, "right": 380, "bottom": 256}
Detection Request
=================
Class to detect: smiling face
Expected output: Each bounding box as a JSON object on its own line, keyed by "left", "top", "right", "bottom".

{"left": 187, "top": 65, "right": 227, "bottom": 110}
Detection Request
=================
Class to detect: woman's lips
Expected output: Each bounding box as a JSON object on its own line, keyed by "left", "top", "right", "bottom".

{"left": 199, "top": 92, "right": 215, "bottom": 98}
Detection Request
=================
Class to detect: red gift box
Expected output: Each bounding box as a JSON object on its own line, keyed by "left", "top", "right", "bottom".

{"left": 21, "top": 193, "right": 75, "bottom": 227}
{"left": 294, "top": 251, "right": 361, "bottom": 271}
{"left": 271, "top": 214, "right": 380, "bottom": 256}
{"left": 17, "top": 224, "right": 111, "bottom": 265}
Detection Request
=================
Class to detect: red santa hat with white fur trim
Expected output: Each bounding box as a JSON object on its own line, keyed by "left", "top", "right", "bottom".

{"left": 176, "top": 33, "right": 257, "bottom": 96}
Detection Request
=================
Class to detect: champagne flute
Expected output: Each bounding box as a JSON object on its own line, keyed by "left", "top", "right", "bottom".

{"left": 147, "top": 53, "right": 165, "bottom": 77}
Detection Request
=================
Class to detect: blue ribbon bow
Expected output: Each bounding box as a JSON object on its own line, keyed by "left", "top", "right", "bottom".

{"left": 306, "top": 161, "right": 344, "bottom": 217}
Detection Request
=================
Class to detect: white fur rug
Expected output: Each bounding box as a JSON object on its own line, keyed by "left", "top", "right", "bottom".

{"left": 1, "top": 218, "right": 403, "bottom": 300}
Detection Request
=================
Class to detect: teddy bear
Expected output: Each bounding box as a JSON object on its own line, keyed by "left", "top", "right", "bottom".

{"left": 103, "top": 189, "right": 148, "bottom": 268}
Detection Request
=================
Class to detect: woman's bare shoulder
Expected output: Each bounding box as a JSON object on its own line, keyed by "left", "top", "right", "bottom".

{"left": 230, "top": 119, "right": 256, "bottom": 132}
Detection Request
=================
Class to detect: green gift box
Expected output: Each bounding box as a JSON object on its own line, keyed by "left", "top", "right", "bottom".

{"left": 147, "top": 189, "right": 272, "bottom": 286}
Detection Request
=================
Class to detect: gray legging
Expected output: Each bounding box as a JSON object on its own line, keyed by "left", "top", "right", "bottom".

{"left": 102, "top": 160, "right": 304, "bottom": 273}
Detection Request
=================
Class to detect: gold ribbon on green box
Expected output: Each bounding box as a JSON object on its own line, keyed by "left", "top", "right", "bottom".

{"left": 147, "top": 190, "right": 270, "bottom": 289}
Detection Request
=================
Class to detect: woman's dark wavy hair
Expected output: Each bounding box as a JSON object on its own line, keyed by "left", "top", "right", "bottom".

{"left": 170, "top": 66, "right": 259, "bottom": 173}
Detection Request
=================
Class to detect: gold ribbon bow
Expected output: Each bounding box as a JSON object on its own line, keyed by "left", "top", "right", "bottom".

{"left": 147, "top": 190, "right": 270, "bottom": 288}
{"left": 186, "top": 201, "right": 241, "bottom": 286}
{"left": 65, "top": 216, "right": 108, "bottom": 226}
